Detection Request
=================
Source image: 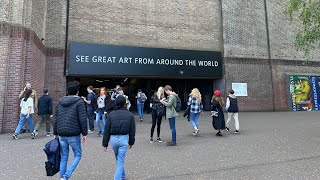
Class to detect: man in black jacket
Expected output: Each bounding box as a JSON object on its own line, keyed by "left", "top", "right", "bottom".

{"left": 32, "top": 89, "right": 53, "bottom": 138}
{"left": 103, "top": 95, "right": 136, "bottom": 180}
{"left": 54, "top": 81, "right": 88, "bottom": 180}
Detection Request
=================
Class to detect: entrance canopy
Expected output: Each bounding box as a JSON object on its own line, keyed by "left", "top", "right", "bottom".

{"left": 68, "top": 42, "right": 222, "bottom": 78}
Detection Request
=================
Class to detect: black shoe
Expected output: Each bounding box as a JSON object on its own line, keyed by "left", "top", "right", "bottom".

{"left": 157, "top": 138, "right": 162, "bottom": 143}
{"left": 167, "top": 141, "right": 176, "bottom": 146}
{"left": 31, "top": 133, "right": 35, "bottom": 139}
{"left": 235, "top": 130, "right": 239, "bottom": 134}
{"left": 226, "top": 127, "right": 229, "bottom": 132}
{"left": 13, "top": 133, "right": 18, "bottom": 140}
{"left": 150, "top": 138, "right": 154, "bottom": 143}
{"left": 216, "top": 132, "right": 222, "bottom": 136}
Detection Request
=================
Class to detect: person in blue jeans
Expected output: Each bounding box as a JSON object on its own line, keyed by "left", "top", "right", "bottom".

{"left": 136, "top": 89, "right": 147, "bottom": 122}
{"left": 95, "top": 87, "right": 108, "bottom": 137}
{"left": 160, "top": 85, "right": 179, "bottom": 146}
{"left": 82, "top": 85, "right": 96, "bottom": 132}
{"left": 103, "top": 96, "right": 136, "bottom": 180}
{"left": 13, "top": 89, "right": 35, "bottom": 140}
{"left": 54, "top": 81, "right": 88, "bottom": 180}
{"left": 187, "top": 88, "right": 203, "bottom": 136}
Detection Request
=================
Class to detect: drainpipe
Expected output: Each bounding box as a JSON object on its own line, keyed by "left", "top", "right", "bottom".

{"left": 64, "top": 0, "right": 70, "bottom": 76}
{"left": 264, "top": 0, "right": 276, "bottom": 111}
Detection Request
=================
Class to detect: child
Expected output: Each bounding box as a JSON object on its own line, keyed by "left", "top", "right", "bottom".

{"left": 225, "top": 90, "right": 240, "bottom": 134}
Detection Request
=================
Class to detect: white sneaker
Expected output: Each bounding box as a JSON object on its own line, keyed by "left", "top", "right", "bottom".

{"left": 195, "top": 129, "right": 200, "bottom": 135}
{"left": 88, "top": 130, "right": 94, "bottom": 133}
{"left": 33, "top": 131, "right": 38, "bottom": 137}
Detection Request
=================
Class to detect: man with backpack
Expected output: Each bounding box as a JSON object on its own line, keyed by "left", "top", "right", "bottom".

{"left": 160, "top": 85, "right": 180, "bottom": 146}
{"left": 136, "top": 89, "right": 147, "bottom": 122}
{"left": 82, "top": 86, "right": 97, "bottom": 133}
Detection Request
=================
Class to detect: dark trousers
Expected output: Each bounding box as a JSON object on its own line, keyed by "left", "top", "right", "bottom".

{"left": 151, "top": 109, "right": 162, "bottom": 138}
{"left": 87, "top": 106, "right": 95, "bottom": 131}
{"left": 34, "top": 114, "right": 52, "bottom": 133}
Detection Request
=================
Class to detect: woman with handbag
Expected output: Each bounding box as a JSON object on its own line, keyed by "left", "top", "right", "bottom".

{"left": 211, "top": 90, "right": 226, "bottom": 136}
{"left": 187, "top": 88, "right": 203, "bottom": 136}
{"left": 149, "top": 86, "right": 165, "bottom": 143}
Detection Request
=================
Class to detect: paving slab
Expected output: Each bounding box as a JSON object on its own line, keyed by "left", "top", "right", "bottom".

{"left": 1, "top": 111, "right": 320, "bottom": 180}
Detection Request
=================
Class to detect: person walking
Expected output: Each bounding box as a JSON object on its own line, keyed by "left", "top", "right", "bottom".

{"left": 13, "top": 89, "right": 35, "bottom": 140}
{"left": 103, "top": 95, "right": 136, "bottom": 180}
{"left": 225, "top": 90, "right": 240, "bottom": 134}
{"left": 149, "top": 87, "right": 165, "bottom": 143}
{"left": 211, "top": 90, "right": 226, "bottom": 136}
{"left": 82, "top": 86, "right": 97, "bottom": 133}
{"left": 160, "top": 85, "right": 179, "bottom": 146}
{"left": 19, "top": 82, "right": 37, "bottom": 133}
{"left": 118, "top": 89, "right": 131, "bottom": 110}
{"left": 110, "top": 85, "right": 121, "bottom": 111}
{"left": 187, "top": 88, "right": 203, "bottom": 136}
{"left": 136, "top": 89, "right": 147, "bottom": 122}
{"left": 54, "top": 81, "right": 88, "bottom": 180}
{"left": 33, "top": 89, "right": 53, "bottom": 138}
{"left": 95, "top": 87, "right": 108, "bottom": 137}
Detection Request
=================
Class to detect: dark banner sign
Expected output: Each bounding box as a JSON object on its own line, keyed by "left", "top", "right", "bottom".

{"left": 68, "top": 42, "right": 222, "bottom": 78}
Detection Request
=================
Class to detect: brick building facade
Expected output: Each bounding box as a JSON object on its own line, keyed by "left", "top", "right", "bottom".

{"left": 0, "top": 0, "right": 319, "bottom": 133}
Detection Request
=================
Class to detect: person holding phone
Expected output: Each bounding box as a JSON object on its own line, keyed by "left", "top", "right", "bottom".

{"left": 18, "top": 82, "right": 37, "bottom": 133}
{"left": 19, "top": 82, "right": 37, "bottom": 109}
{"left": 13, "top": 89, "right": 35, "bottom": 139}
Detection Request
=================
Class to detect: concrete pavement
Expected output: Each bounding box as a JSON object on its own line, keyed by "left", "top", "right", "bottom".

{"left": 1, "top": 111, "right": 320, "bottom": 180}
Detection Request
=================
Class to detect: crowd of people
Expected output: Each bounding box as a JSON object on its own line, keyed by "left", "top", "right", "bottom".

{"left": 12, "top": 81, "right": 240, "bottom": 180}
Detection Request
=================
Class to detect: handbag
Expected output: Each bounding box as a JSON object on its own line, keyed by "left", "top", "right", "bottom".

{"left": 183, "top": 105, "right": 191, "bottom": 121}
{"left": 44, "top": 138, "right": 60, "bottom": 176}
{"left": 211, "top": 108, "right": 219, "bottom": 117}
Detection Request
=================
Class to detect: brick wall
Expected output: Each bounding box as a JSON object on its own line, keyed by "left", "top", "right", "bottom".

{"left": 266, "top": 0, "right": 320, "bottom": 60}
{"left": 0, "top": 24, "right": 11, "bottom": 134}
{"left": 271, "top": 60, "right": 320, "bottom": 111}
{"left": 222, "top": 0, "right": 269, "bottom": 59}
{"left": 45, "top": 0, "right": 65, "bottom": 48}
{"left": 2, "top": 25, "right": 28, "bottom": 133}
{"left": 61, "top": 0, "right": 222, "bottom": 51}
{"left": 224, "top": 58, "right": 274, "bottom": 111}
{"left": 0, "top": 24, "right": 49, "bottom": 133}
{"left": 30, "top": 0, "right": 47, "bottom": 41}
{"left": 45, "top": 49, "right": 66, "bottom": 110}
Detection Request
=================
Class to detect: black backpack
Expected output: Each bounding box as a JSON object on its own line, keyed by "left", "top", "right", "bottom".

{"left": 156, "top": 104, "right": 166, "bottom": 117}
{"left": 91, "top": 92, "right": 97, "bottom": 107}
{"left": 174, "top": 95, "right": 182, "bottom": 112}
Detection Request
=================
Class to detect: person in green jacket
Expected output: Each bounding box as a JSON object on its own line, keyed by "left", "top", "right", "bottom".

{"left": 160, "top": 85, "right": 179, "bottom": 146}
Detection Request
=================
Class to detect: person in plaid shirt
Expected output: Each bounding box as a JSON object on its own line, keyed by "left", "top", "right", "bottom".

{"left": 187, "top": 88, "right": 203, "bottom": 136}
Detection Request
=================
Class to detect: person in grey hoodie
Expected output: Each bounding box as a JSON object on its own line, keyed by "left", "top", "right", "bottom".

{"left": 225, "top": 90, "right": 240, "bottom": 134}
{"left": 160, "top": 85, "right": 179, "bottom": 146}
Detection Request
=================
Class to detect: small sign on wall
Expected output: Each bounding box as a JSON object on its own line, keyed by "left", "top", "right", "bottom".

{"left": 232, "top": 83, "right": 248, "bottom": 96}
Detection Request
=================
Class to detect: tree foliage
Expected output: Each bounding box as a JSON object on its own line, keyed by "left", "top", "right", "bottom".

{"left": 285, "top": 0, "right": 320, "bottom": 56}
